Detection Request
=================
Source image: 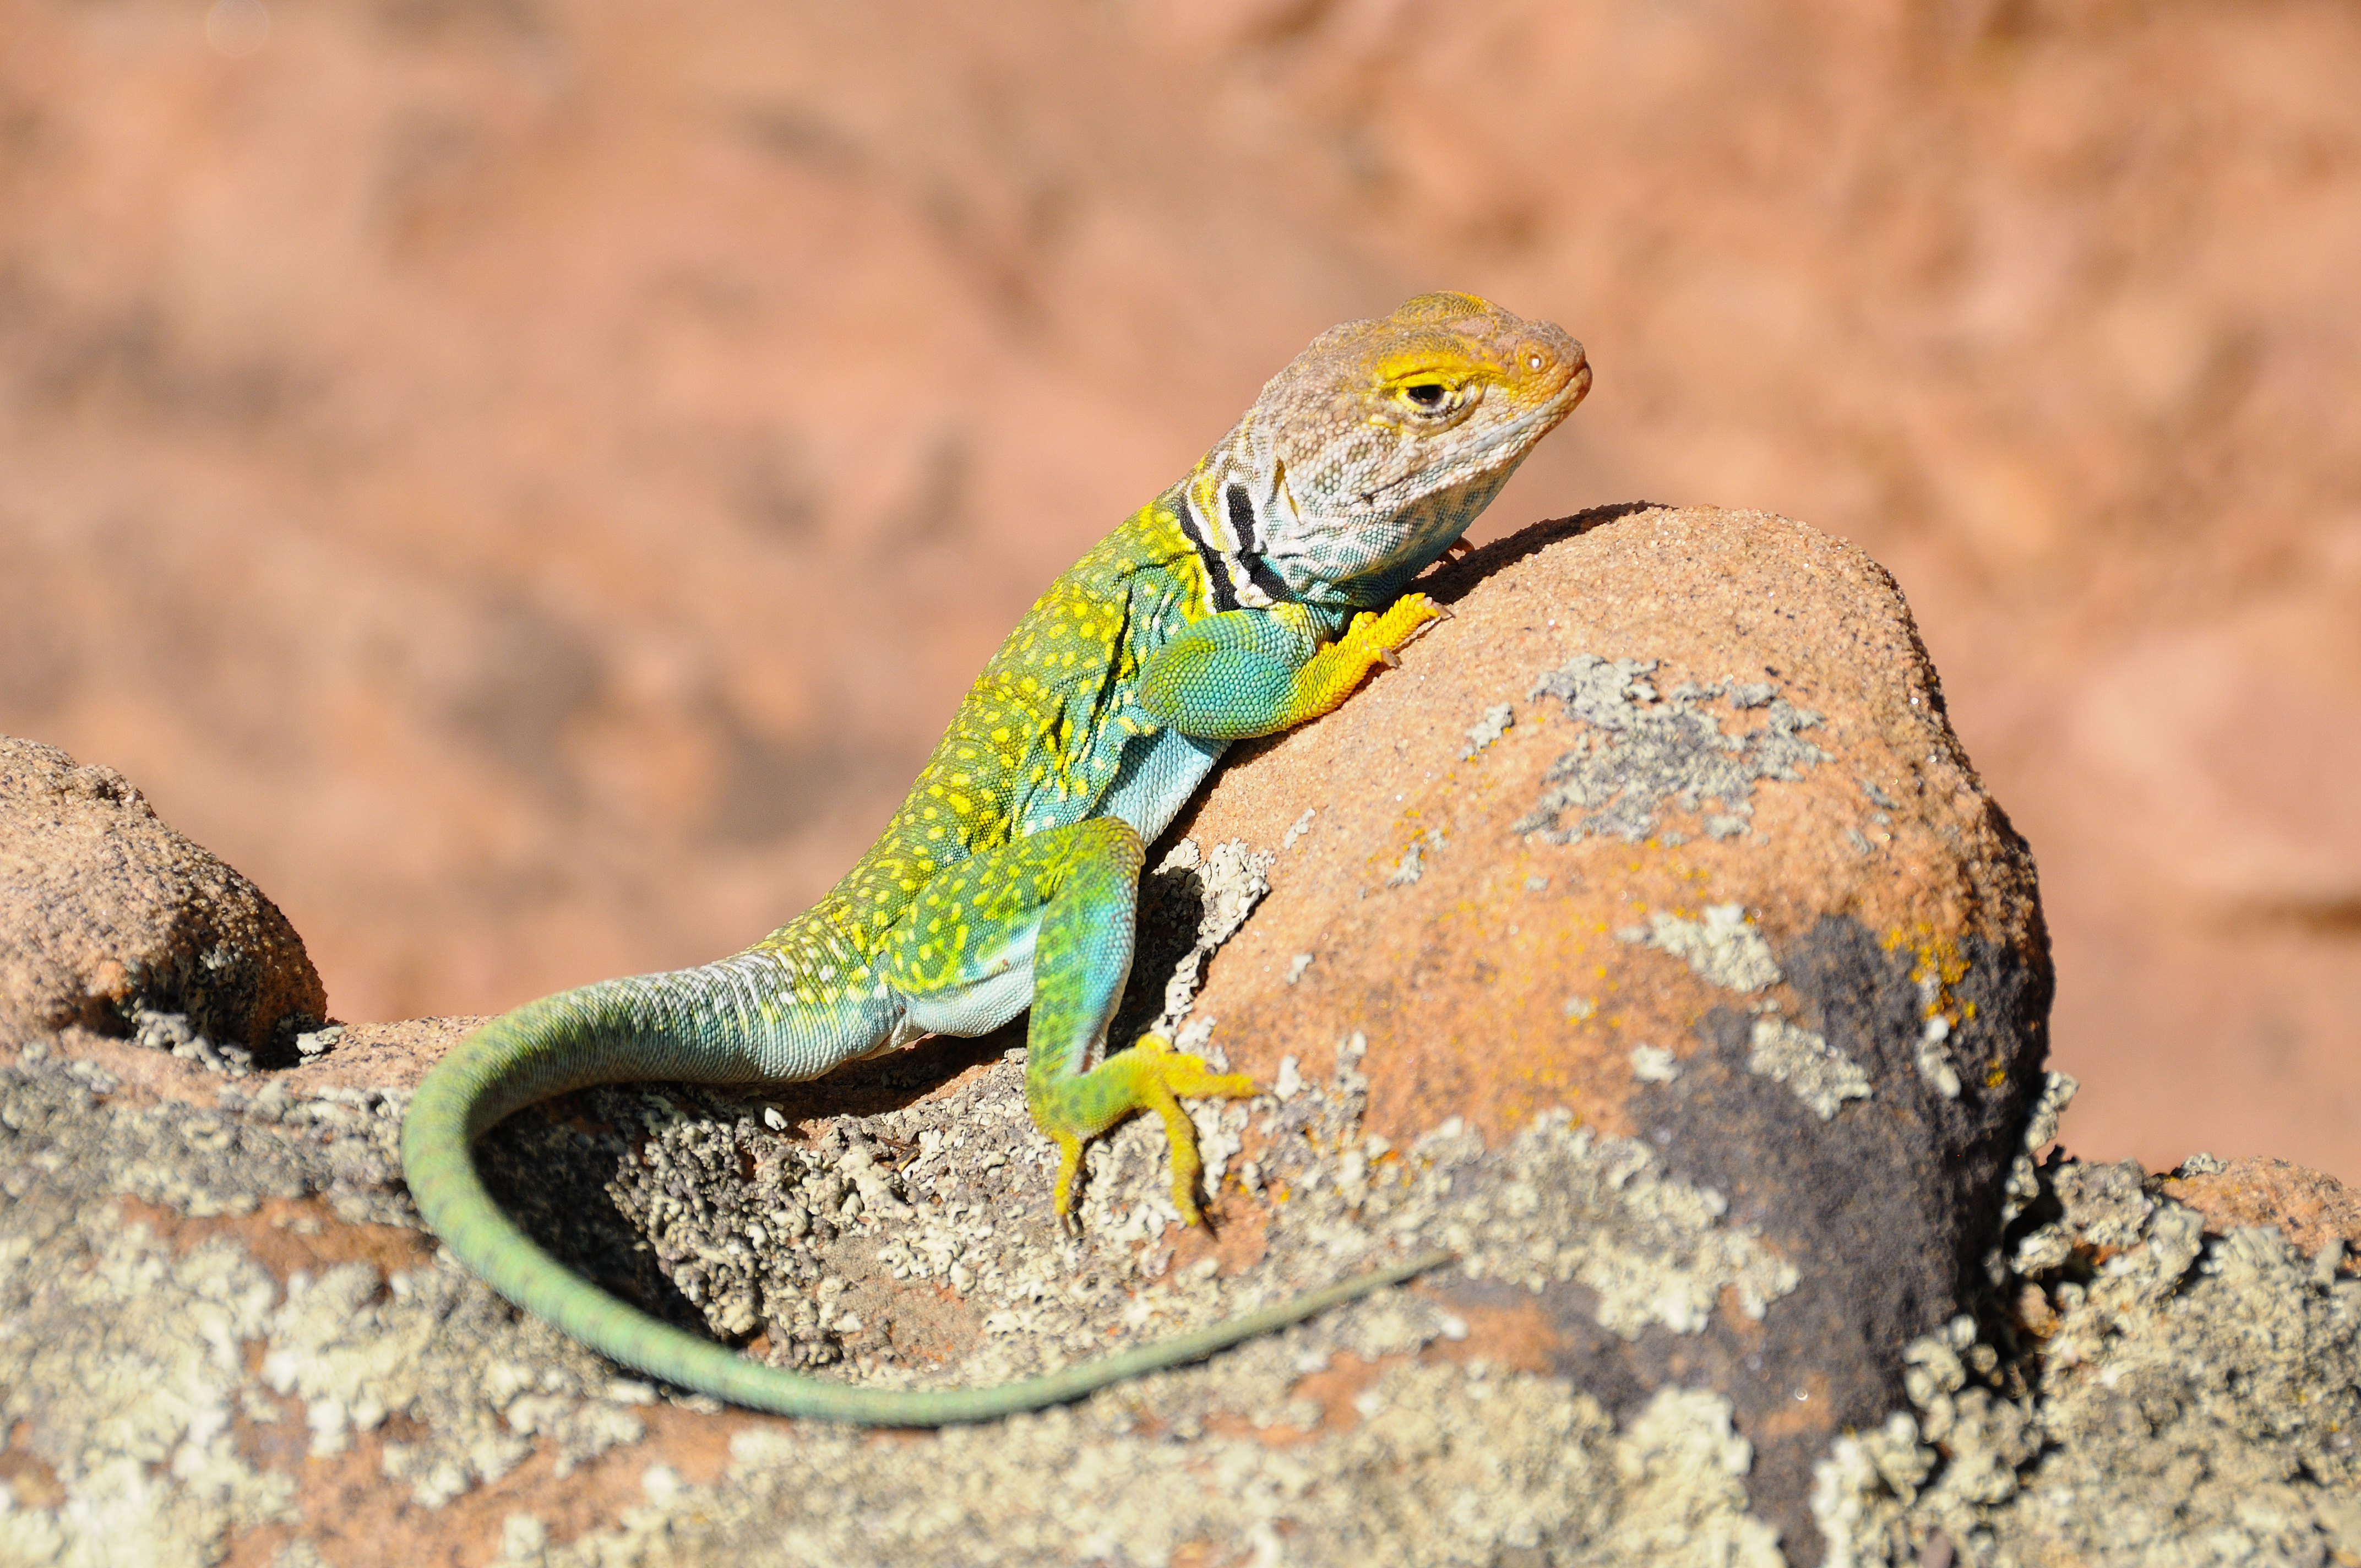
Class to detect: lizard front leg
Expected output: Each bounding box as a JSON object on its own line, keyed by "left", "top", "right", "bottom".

{"left": 879, "top": 816, "right": 1255, "bottom": 1224}
{"left": 1135, "top": 596, "right": 1445, "bottom": 741}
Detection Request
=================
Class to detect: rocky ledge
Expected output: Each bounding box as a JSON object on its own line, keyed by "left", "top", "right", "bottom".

{"left": 2, "top": 506, "right": 2355, "bottom": 1568}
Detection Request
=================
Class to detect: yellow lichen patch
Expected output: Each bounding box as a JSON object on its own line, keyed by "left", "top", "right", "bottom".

{"left": 1900, "top": 929, "right": 1973, "bottom": 1035}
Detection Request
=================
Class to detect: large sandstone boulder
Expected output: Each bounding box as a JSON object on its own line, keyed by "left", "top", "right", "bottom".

{"left": 1167, "top": 503, "right": 2054, "bottom": 1548}
{"left": 1, "top": 736, "right": 326, "bottom": 1060}
{"left": 3, "top": 511, "right": 2354, "bottom": 1568}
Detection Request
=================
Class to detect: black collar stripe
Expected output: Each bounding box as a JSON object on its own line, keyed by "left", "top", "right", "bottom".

{"left": 1223, "top": 482, "right": 1297, "bottom": 603}
{"left": 1225, "top": 483, "right": 1259, "bottom": 553}
{"left": 1241, "top": 551, "right": 1294, "bottom": 605}
{"left": 1173, "top": 498, "right": 1239, "bottom": 614}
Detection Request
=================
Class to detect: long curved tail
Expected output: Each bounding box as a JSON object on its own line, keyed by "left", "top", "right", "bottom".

{"left": 399, "top": 970, "right": 1448, "bottom": 1423}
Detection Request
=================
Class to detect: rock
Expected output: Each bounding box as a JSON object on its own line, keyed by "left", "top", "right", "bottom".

{"left": 1818, "top": 1150, "right": 2361, "bottom": 1567}
{"left": 8, "top": 1047, "right": 2356, "bottom": 1568}
{"left": 10, "top": 513, "right": 2354, "bottom": 1567}
{"left": 1, "top": 736, "right": 327, "bottom": 1059}
{"left": 1168, "top": 504, "right": 2052, "bottom": 1554}
{"left": 2162, "top": 1153, "right": 2361, "bottom": 1259}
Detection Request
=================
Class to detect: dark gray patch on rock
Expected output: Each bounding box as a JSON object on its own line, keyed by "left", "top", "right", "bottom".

{"left": 1601, "top": 914, "right": 2052, "bottom": 1559}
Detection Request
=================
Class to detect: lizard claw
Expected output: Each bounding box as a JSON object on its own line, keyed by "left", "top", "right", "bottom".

{"left": 1444, "top": 538, "right": 1477, "bottom": 560}
{"left": 1378, "top": 646, "right": 1401, "bottom": 668}
{"left": 1051, "top": 1130, "right": 1086, "bottom": 1221}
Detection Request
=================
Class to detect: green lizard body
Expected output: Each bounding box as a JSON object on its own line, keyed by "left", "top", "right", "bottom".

{"left": 400, "top": 293, "right": 1590, "bottom": 1422}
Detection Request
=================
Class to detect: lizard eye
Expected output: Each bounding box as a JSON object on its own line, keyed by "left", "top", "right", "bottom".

{"left": 1403, "top": 382, "right": 1448, "bottom": 410}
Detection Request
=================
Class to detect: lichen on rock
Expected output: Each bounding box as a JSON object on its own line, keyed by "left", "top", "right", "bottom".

{"left": 1102, "top": 835, "right": 1273, "bottom": 1058}
{"left": 1421, "top": 1109, "right": 1801, "bottom": 1338}
{"left": 1460, "top": 701, "right": 1514, "bottom": 760}
{"left": 1514, "top": 657, "right": 1829, "bottom": 844}
{"left": 4, "top": 510, "right": 2309, "bottom": 1565}
{"left": 544, "top": 1359, "right": 1784, "bottom": 1568}
{"left": 0, "top": 1044, "right": 654, "bottom": 1556}
{"left": 1812, "top": 1152, "right": 2361, "bottom": 1567}
{"left": 1622, "top": 903, "right": 1785, "bottom": 993}
{"left": 1745, "top": 1017, "right": 1872, "bottom": 1121}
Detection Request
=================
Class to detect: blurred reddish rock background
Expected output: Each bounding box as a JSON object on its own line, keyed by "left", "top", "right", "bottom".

{"left": 1, "top": 0, "right": 2355, "bottom": 1178}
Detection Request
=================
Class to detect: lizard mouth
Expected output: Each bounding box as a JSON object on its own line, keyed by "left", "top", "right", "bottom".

{"left": 1559, "top": 350, "right": 1595, "bottom": 410}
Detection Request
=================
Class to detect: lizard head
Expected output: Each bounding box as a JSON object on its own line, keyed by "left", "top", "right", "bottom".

{"left": 1183, "top": 293, "right": 1590, "bottom": 611}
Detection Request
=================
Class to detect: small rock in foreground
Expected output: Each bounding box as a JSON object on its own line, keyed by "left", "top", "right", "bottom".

{"left": 1, "top": 736, "right": 326, "bottom": 1062}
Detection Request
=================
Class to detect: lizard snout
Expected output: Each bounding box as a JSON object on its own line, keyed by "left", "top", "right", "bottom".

{"left": 1513, "top": 324, "right": 1590, "bottom": 409}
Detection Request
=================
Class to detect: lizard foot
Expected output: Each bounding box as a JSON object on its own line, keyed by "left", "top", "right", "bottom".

{"left": 1340, "top": 592, "right": 1447, "bottom": 669}
{"left": 1046, "top": 1036, "right": 1257, "bottom": 1226}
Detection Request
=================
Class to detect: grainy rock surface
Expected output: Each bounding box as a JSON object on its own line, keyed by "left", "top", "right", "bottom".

{"left": 0, "top": 736, "right": 327, "bottom": 1059}
{"left": 2161, "top": 1155, "right": 2361, "bottom": 1260}
{"left": 1817, "top": 1145, "right": 2361, "bottom": 1568}
{"left": 4, "top": 1028, "right": 2355, "bottom": 1568}
{"left": 4, "top": 518, "right": 2356, "bottom": 1567}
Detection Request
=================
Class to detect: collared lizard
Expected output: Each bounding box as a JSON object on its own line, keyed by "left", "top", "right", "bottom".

{"left": 400, "top": 292, "right": 1591, "bottom": 1422}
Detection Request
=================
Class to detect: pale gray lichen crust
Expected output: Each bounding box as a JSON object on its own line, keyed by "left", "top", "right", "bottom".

{"left": 1811, "top": 1151, "right": 2361, "bottom": 1567}
{"left": 0, "top": 1048, "right": 648, "bottom": 1567}
{"left": 1, "top": 842, "right": 1802, "bottom": 1568}
{"left": 1624, "top": 903, "right": 1783, "bottom": 993}
{"left": 1515, "top": 655, "right": 1828, "bottom": 844}
{"left": 1746, "top": 1018, "right": 1872, "bottom": 1121}
{"left": 1461, "top": 701, "right": 1514, "bottom": 760}
{"left": 0, "top": 1035, "right": 1791, "bottom": 1568}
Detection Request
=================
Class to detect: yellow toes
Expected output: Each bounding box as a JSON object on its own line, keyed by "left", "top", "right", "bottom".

{"left": 1037, "top": 1038, "right": 1264, "bottom": 1227}
{"left": 1135, "top": 1037, "right": 1258, "bottom": 1102}
{"left": 1342, "top": 593, "right": 1445, "bottom": 666}
{"left": 1132, "top": 1037, "right": 1258, "bottom": 1225}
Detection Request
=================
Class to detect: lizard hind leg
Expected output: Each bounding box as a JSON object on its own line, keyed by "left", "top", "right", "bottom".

{"left": 884, "top": 815, "right": 1256, "bottom": 1226}
{"left": 1020, "top": 821, "right": 1265, "bottom": 1228}
{"left": 1016, "top": 816, "right": 1256, "bottom": 1225}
